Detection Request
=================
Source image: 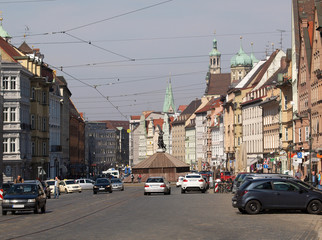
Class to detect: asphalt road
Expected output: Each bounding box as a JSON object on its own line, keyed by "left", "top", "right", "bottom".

{"left": 0, "top": 184, "right": 321, "bottom": 240}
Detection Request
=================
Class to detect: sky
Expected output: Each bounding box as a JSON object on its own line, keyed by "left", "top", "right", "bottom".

{"left": 1, "top": 0, "right": 292, "bottom": 121}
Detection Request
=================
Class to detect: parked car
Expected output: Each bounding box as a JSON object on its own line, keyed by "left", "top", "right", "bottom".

{"left": 181, "top": 173, "right": 207, "bottom": 193}
{"left": 59, "top": 179, "right": 82, "bottom": 194}
{"left": 176, "top": 176, "right": 184, "bottom": 187}
{"left": 220, "top": 171, "right": 235, "bottom": 182}
{"left": 41, "top": 181, "right": 51, "bottom": 199}
{"left": 144, "top": 177, "right": 171, "bottom": 195}
{"left": 110, "top": 178, "right": 124, "bottom": 191}
{"left": 75, "top": 179, "right": 94, "bottom": 190}
{"left": 203, "top": 176, "right": 210, "bottom": 190}
{"left": 93, "top": 178, "right": 113, "bottom": 194}
{"left": 2, "top": 181, "right": 47, "bottom": 215}
{"left": 232, "top": 178, "right": 322, "bottom": 214}
{"left": 0, "top": 182, "right": 14, "bottom": 198}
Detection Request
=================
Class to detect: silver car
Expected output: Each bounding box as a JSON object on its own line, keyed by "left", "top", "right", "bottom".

{"left": 110, "top": 178, "right": 124, "bottom": 191}
{"left": 144, "top": 177, "right": 171, "bottom": 195}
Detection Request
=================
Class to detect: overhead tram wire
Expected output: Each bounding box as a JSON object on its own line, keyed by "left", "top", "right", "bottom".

{"left": 63, "top": 32, "right": 134, "bottom": 61}
{"left": 49, "top": 64, "right": 128, "bottom": 120}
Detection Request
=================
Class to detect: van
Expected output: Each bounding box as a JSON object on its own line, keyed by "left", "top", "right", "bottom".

{"left": 102, "top": 168, "right": 120, "bottom": 178}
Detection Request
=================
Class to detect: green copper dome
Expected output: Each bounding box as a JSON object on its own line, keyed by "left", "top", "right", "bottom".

{"left": 209, "top": 37, "right": 221, "bottom": 57}
{"left": 231, "top": 38, "right": 252, "bottom": 67}
{"left": 0, "top": 19, "right": 11, "bottom": 39}
{"left": 250, "top": 43, "right": 259, "bottom": 66}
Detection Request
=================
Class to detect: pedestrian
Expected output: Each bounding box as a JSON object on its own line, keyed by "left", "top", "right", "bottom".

{"left": 131, "top": 174, "right": 134, "bottom": 183}
{"left": 312, "top": 171, "right": 318, "bottom": 187}
{"left": 295, "top": 169, "right": 302, "bottom": 179}
{"left": 138, "top": 174, "right": 142, "bottom": 183}
{"left": 54, "top": 176, "right": 60, "bottom": 199}
{"left": 318, "top": 171, "right": 322, "bottom": 190}
{"left": 14, "top": 175, "right": 24, "bottom": 183}
{"left": 304, "top": 175, "right": 309, "bottom": 182}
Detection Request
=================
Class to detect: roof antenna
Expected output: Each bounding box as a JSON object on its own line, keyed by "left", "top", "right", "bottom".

{"left": 277, "top": 29, "right": 286, "bottom": 50}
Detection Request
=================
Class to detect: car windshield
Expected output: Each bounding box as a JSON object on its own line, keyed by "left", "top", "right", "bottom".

{"left": 111, "top": 179, "right": 122, "bottom": 183}
{"left": 46, "top": 181, "right": 55, "bottom": 186}
{"left": 96, "top": 179, "right": 109, "bottom": 184}
{"left": 186, "top": 175, "right": 201, "bottom": 178}
{"left": 65, "top": 181, "right": 75, "bottom": 185}
{"left": 8, "top": 184, "right": 38, "bottom": 195}
{"left": 147, "top": 178, "right": 164, "bottom": 183}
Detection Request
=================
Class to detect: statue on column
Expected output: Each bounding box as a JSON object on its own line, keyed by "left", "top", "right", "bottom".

{"left": 157, "top": 125, "right": 166, "bottom": 151}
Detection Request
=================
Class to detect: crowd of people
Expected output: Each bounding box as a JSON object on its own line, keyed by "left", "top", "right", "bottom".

{"left": 295, "top": 169, "right": 322, "bottom": 189}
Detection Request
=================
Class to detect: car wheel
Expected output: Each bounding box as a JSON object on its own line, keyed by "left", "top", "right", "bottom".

{"left": 41, "top": 204, "right": 46, "bottom": 214}
{"left": 48, "top": 194, "right": 51, "bottom": 199}
{"left": 65, "top": 189, "right": 68, "bottom": 194}
{"left": 245, "top": 200, "right": 261, "bottom": 214}
{"left": 307, "top": 200, "right": 322, "bottom": 214}
{"left": 121, "top": 187, "right": 124, "bottom": 191}
{"left": 238, "top": 208, "right": 246, "bottom": 214}
{"left": 79, "top": 191, "right": 82, "bottom": 193}
{"left": 11, "top": 211, "right": 16, "bottom": 215}
{"left": 93, "top": 191, "right": 97, "bottom": 194}
{"left": 144, "top": 192, "right": 147, "bottom": 195}
{"left": 181, "top": 188, "right": 185, "bottom": 194}
{"left": 109, "top": 189, "right": 113, "bottom": 193}
{"left": 201, "top": 189, "right": 206, "bottom": 193}
{"left": 2, "top": 210, "right": 7, "bottom": 216}
{"left": 168, "top": 189, "right": 171, "bottom": 195}
{"left": 34, "top": 204, "right": 39, "bottom": 214}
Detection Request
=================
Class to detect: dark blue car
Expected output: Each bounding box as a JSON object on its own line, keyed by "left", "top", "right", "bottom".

{"left": 232, "top": 178, "right": 322, "bottom": 214}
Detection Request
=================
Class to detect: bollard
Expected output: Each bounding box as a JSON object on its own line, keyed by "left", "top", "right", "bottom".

{"left": 0, "top": 189, "right": 3, "bottom": 200}
{"left": 214, "top": 182, "right": 219, "bottom": 193}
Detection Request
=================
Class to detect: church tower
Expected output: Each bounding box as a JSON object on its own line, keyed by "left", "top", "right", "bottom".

{"left": 209, "top": 37, "right": 221, "bottom": 74}
{"left": 162, "top": 79, "right": 176, "bottom": 114}
{"left": 230, "top": 37, "right": 252, "bottom": 83}
{"left": 0, "top": 15, "right": 11, "bottom": 42}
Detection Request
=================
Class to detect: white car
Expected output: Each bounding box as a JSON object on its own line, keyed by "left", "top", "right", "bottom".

{"left": 75, "top": 179, "right": 94, "bottom": 190}
{"left": 45, "top": 179, "right": 56, "bottom": 194}
{"left": 59, "top": 180, "right": 82, "bottom": 193}
{"left": 181, "top": 173, "right": 207, "bottom": 193}
{"left": 176, "top": 176, "right": 184, "bottom": 187}
{"left": 144, "top": 177, "right": 171, "bottom": 195}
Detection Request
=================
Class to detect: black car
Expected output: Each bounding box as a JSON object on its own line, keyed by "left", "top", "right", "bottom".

{"left": 1, "top": 182, "right": 14, "bottom": 196}
{"left": 41, "top": 181, "right": 51, "bottom": 199}
{"left": 232, "top": 178, "right": 322, "bottom": 215}
{"left": 2, "top": 181, "right": 47, "bottom": 215}
{"left": 93, "top": 178, "right": 113, "bottom": 194}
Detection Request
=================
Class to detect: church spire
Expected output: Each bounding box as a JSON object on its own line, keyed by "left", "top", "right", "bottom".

{"left": 162, "top": 76, "right": 176, "bottom": 114}
{"left": 0, "top": 13, "right": 11, "bottom": 42}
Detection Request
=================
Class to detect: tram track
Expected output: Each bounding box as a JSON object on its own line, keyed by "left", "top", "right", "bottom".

{"left": 4, "top": 190, "right": 142, "bottom": 240}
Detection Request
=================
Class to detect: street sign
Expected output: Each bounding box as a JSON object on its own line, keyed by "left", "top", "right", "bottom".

{"left": 263, "top": 164, "right": 268, "bottom": 169}
{"left": 297, "top": 152, "right": 302, "bottom": 158}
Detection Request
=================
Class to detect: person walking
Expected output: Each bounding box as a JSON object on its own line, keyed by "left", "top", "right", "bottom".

{"left": 295, "top": 169, "right": 302, "bottom": 179}
{"left": 131, "top": 174, "right": 134, "bottom": 183}
{"left": 14, "top": 175, "right": 24, "bottom": 183}
{"left": 138, "top": 174, "right": 142, "bottom": 183}
{"left": 312, "top": 171, "right": 318, "bottom": 187}
{"left": 54, "top": 176, "right": 60, "bottom": 199}
{"left": 318, "top": 171, "right": 322, "bottom": 190}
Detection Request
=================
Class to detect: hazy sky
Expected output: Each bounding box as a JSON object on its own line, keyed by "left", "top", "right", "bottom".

{"left": 1, "top": 0, "right": 292, "bottom": 121}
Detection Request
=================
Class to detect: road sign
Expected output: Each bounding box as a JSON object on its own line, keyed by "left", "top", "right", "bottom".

{"left": 263, "top": 164, "right": 268, "bottom": 169}
{"left": 297, "top": 152, "right": 302, "bottom": 158}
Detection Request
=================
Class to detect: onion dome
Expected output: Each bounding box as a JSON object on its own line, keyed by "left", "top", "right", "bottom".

{"left": 230, "top": 37, "right": 252, "bottom": 67}
{"left": 0, "top": 17, "right": 11, "bottom": 40}
{"left": 209, "top": 37, "right": 221, "bottom": 57}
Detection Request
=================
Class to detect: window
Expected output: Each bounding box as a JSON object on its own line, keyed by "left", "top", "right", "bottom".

{"left": 254, "top": 181, "right": 272, "bottom": 190}
{"left": 284, "top": 95, "right": 288, "bottom": 110}
{"left": 10, "top": 77, "right": 16, "bottom": 90}
{"left": 305, "top": 127, "right": 309, "bottom": 141}
{"left": 42, "top": 117, "right": 46, "bottom": 131}
{"left": 31, "top": 142, "right": 35, "bottom": 156}
{"left": 31, "top": 115, "right": 35, "bottom": 129}
{"left": 10, "top": 107, "right": 16, "bottom": 122}
{"left": 273, "top": 181, "right": 299, "bottom": 191}
{"left": 285, "top": 127, "right": 288, "bottom": 141}
{"left": 3, "top": 138, "right": 8, "bottom": 152}
{"left": 299, "top": 128, "right": 302, "bottom": 142}
{"left": 2, "top": 76, "right": 9, "bottom": 90}
{"left": 10, "top": 138, "right": 16, "bottom": 152}
{"left": 42, "top": 142, "right": 47, "bottom": 155}
{"left": 3, "top": 107, "right": 8, "bottom": 122}
{"left": 42, "top": 92, "right": 47, "bottom": 104}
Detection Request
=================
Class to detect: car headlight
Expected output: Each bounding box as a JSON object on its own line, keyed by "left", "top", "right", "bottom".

{"left": 28, "top": 199, "right": 36, "bottom": 203}
{"left": 2, "top": 199, "right": 10, "bottom": 203}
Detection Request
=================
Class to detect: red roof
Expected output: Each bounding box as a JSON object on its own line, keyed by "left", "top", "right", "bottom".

{"left": 196, "top": 98, "right": 222, "bottom": 114}
{"left": 177, "top": 105, "right": 188, "bottom": 113}
{"left": 0, "top": 37, "right": 21, "bottom": 62}
{"left": 131, "top": 115, "right": 141, "bottom": 120}
{"left": 206, "top": 73, "right": 231, "bottom": 95}
{"left": 98, "top": 120, "right": 129, "bottom": 130}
